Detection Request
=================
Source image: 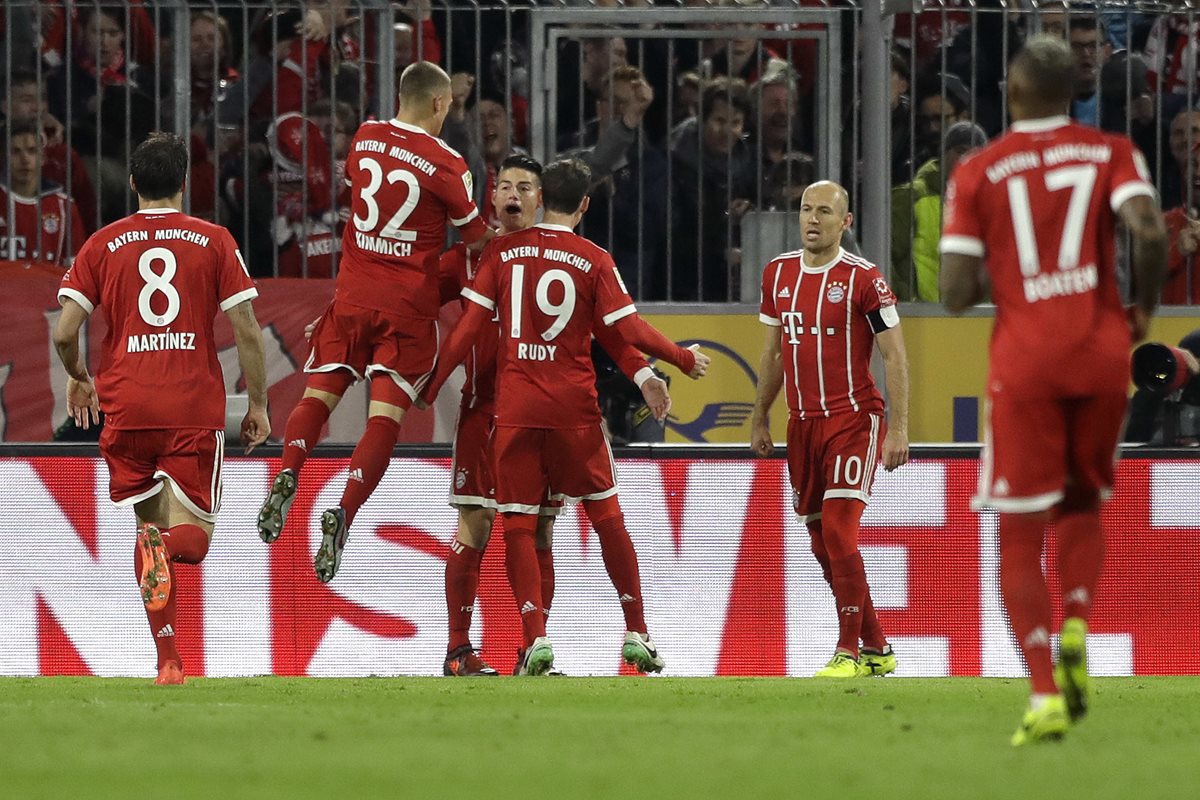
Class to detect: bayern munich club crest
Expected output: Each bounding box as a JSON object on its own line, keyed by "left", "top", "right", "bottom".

{"left": 43, "top": 215, "right": 60, "bottom": 235}
{"left": 826, "top": 281, "right": 846, "bottom": 304}
{"left": 455, "top": 468, "right": 468, "bottom": 489}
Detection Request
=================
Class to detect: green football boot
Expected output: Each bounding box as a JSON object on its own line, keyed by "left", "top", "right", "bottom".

{"left": 860, "top": 644, "right": 897, "bottom": 676}
{"left": 1056, "top": 617, "right": 1090, "bottom": 722}
{"left": 1011, "top": 695, "right": 1068, "bottom": 746}
{"left": 814, "top": 651, "right": 867, "bottom": 678}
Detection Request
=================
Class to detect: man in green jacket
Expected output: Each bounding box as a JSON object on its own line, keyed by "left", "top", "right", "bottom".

{"left": 891, "top": 122, "right": 987, "bottom": 301}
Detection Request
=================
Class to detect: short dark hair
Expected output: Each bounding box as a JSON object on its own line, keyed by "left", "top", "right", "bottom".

{"left": 130, "top": 132, "right": 189, "bottom": 201}
{"left": 541, "top": 158, "right": 592, "bottom": 214}
{"left": 499, "top": 153, "right": 543, "bottom": 181}
{"left": 5, "top": 69, "right": 43, "bottom": 93}
{"left": 1067, "top": 16, "right": 1107, "bottom": 40}
{"left": 5, "top": 117, "right": 41, "bottom": 141}
{"left": 700, "top": 77, "right": 751, "bottom": 122}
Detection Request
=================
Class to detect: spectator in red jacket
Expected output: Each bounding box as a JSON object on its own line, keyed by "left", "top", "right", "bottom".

{"left": 1, "top": 69, "right": 98, "bottom": 233}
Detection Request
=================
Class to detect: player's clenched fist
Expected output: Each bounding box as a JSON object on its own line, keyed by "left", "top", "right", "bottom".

{"left": 687, "top": 344, "right": 710, "bottom": 379}
{"left": 749, "top": 416, "right": 773, "bottom": 457}
{"left": 241, "top": 406, "right": 271, "bottom": 454}
{"left": 881, "top": 427, "right": 908, "bottom": 472}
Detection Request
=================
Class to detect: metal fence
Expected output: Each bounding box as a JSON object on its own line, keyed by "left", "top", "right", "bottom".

{"left": 1, "top": 1, "right": 1198, "bottom": 304}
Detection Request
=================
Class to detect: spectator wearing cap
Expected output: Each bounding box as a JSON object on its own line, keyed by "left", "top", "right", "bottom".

{"left": 910, "top": 73, "right": 971, "bottom": 173}
{"left": 1068, "top": 16, "right": 1111, "bottom": 127}
{"left": 891, "top": 121, "right": 987, "bottom": 302}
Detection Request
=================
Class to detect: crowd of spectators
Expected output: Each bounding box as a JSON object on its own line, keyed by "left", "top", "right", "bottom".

{"left": 0, "top": 1, "right": 1197, "bottom": 305}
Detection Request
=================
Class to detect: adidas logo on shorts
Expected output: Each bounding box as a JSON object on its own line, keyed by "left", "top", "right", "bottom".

{"left": 520, "top": 601, "right": 538, "bottom": 615}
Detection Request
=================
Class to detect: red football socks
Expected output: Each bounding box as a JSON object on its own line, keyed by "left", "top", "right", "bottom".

{"left": 1056, "top": 505, "right": 1104, "bottom": 622}
{"left": 999, "top": 513, "right": 1057, "bottom": 695}
{"left": 586, "top": 498, "right": 647, "bottom": 635}
{"left": 339, "top": 415, "right": 402, "bottom": 526}
{"left": 537, "top": 546, "right": 555, "bottom": 620}
{"left": 280, "top": 396, "right": 333, "bottom": 475}
{"left": 134, "top": 539, "right": 180, "bottom": 670}
{"left": 162, "top": 524, "right": 209, "bottom": 565}
{"left": 829, "top": 553, "right": 868, "bottom": 657}
{"left": 819, "top": 499, "right": 886, "bottom": 654}
{"left": 503, "top": 513, "right": 546, "bottom": 646}
{"left": 445, "top": 539, "right": 484, "bottom": 651}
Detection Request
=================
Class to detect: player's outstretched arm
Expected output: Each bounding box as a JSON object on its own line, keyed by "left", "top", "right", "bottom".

{"left": 419, "top": 299, "right": 492, "bottom": 406}
{"left": 940, "top": 253, "right": 986, "bottom": 314}
{"left": 750, "top": 324, "right": 782, "bottom": 457}
{"left": 1119, "top": 194, "right": 1169, "bottom": 342}
{"left": 227, "top": 300, "right": 271, "bottom": 454}
{"left": 875, "top": 326, "right": 910, "bottom": 472}
{"left": 592, "top": 322, "right": 671, "bottom": 421}
{"left": 611, "top": 314, "right": 707, "bottom": 378}
{"left": 51, "top": 298, "right": 100, "bottom": 430}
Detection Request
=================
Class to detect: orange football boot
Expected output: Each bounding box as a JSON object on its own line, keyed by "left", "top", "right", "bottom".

{"left": 137, "top": 524, "right": 172, "bottom": 612}
{"left": 155, "top": 661, "right": 185, "bottom": 685}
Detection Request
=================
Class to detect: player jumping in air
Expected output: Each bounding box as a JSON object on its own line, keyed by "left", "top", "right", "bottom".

{"left": 940, "top": 35, "right": 1167, "bottom": 745}
{"left": 257, "top": 62, "right": 493, "bottom": 583}
{"left": 751, "top": 180, "right": 910, "bottom": 679}
{"left": 421, "top": 158, "right": 710, "bottom": 675}
{"left": 437, "top": 154, "right": 670, "bottom": 676}
{"left": 53, "top": 132, "right": 270, "bottom": 685}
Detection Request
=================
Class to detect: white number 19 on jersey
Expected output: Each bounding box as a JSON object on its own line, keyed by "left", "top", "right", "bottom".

{"left": 509, "top": 263, "right": 577, "bottom": 341}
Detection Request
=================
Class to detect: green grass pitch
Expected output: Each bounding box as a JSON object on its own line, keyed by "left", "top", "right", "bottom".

{"left": 2, "top": 677, "right": 1195, "bottom": 799}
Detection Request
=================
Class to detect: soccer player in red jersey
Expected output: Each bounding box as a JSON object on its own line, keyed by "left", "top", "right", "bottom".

{"left": 751, "top": 180, "right": 911, "bottom": 679}
{"left": 940, "top": 36, "right": 1168, "bottom": 745}
{"left": 0, "top": 119, "right": 86, "bottom": 267}
{"left": 257, "top": 62, "right": 494, "bottom": 583}
{"left": 422, "top": 158, "right": 709, "bottom": 675}
{"left": 52, "top": 133, "right": 270, "bottom": 685}
{"left": 437, "top": 153, "right": 670, "bottom": 676}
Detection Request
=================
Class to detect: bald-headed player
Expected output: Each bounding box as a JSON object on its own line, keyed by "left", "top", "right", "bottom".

{"left": 751, "top": 180, "right": 910, "bottom": 678}
{"left": 941, "top": 36, "right": 1167, "bottom": 745}
{"left": 257, "top": 62, "right": 494, "bottom": 581}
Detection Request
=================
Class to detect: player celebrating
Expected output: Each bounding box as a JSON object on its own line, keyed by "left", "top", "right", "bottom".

{"left": 257, "top": 61, "right": 493, "bottom": 583}
{"left": 52, "top": 133, "right": 270, "bottom": 685}
{"left": 438, "top": 153, "right": 671, "bottom": 676}
{"left": 751, "top": 180, "right": 910, "bottom": 679}
{"left": 940, "top": 36, "right": 1167, "bottom": 745}
{"left": 422, "top": 158, "right": 709, "bottom": 675}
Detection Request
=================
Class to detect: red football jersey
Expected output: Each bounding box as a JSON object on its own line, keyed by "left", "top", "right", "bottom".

{"left": 464, "top": 224, "right": 637, "bottom": 429}
{"left": 758, "top": 247, "right": 897, "bottom": 419}
{"left": 58, "top": 208, "right": 258, "bottom": 430}
{"left": 438, "top": 243, "right": 497, "bottom": 412}
{"left": 337, "top": 119, "right": 489, "bottom": 318}
{"left": 0, "top": 185, "right": 86, "bottom": 267}
{"left": 941, "top": 116, "right": 1155, "bottom": 397}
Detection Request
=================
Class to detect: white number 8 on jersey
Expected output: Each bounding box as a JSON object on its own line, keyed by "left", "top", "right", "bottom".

{"left": 138, "top": 247, "right": 181, "bottom": 327}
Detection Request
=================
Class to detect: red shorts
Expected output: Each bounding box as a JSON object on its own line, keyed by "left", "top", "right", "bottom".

{"left": 492, "top": 424, "right": 616, "bottom": 514}
{"left": 787, "top": 412, "right": 884, "bottom": 522}
{"left": 450, "top": 405, "right": 497, "bottom": 509}
{"left": 977, "top": 392, "right": 1126, "bottom": 513}
{"left": 305, "top": 300, "right": 438, "bottom": 410}
{"left": 99, "top": 427, "right": 225, "bottom": 522}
